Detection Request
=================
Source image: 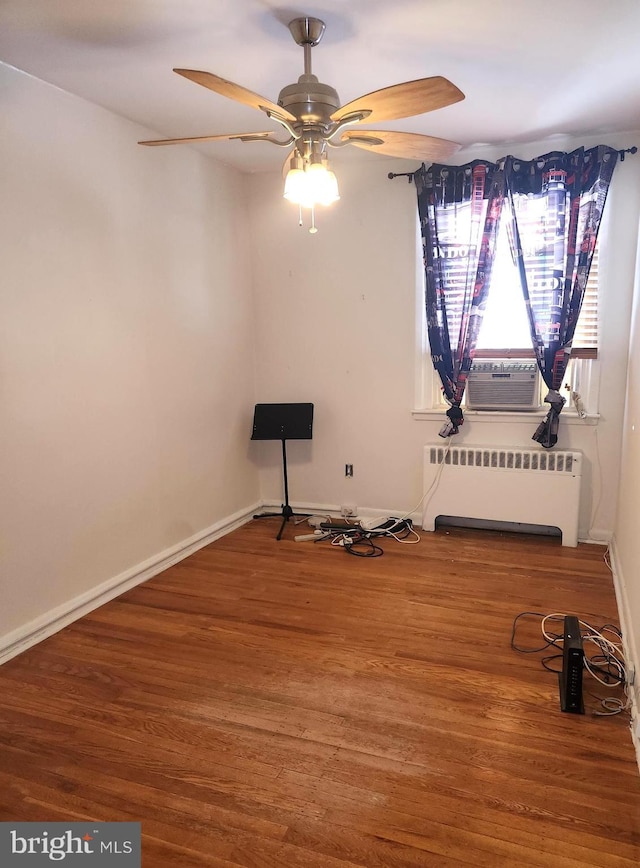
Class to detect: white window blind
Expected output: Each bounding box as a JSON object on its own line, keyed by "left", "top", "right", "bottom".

{"left": 573, "top": 245, "right": 598, "bottom": 351}
{"left": 429, "top": 196, "right": 599, "bottom": 358}
{"left": 431, "top": 198, "right": 488, "bottom": 350}
{"left": 506, "top": 192, "right": 599, "bottom": 353}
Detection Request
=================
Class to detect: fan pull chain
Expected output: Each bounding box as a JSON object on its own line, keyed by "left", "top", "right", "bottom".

{"left": 298, "top": 204, "right": 303, "bottom": 227}
{"left": 309, "top": 205, "right": 318, "bottom": 234}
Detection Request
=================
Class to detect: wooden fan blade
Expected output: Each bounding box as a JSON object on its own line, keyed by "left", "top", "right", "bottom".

{"left": 174, "top": 69, "right": 296, "bottom": 122}
{"left": 331, "top": 77, "right": 464, "bottom": 123}
{"left": 340, "top": 130, "right": 461, "bottom": 161}
{"left": 138, "top": 132, "right": 274, "bottom": 146}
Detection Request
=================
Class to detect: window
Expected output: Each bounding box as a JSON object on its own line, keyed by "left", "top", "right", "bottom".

{"left": 416, "top": 214, "right": 601, "bottom": 416}
{"left": 413, "top": 148, "right": 615, "bottom": 422}
{"left": 474, "top": 213, "right": 599, "bottom": 415}
{"left": 475, "top": 219, "right": 599, "bottom": 359}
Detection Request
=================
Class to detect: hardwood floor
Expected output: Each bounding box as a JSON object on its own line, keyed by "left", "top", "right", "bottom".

{"left": 1, "top": 520, "right": 639, "bottom": 866}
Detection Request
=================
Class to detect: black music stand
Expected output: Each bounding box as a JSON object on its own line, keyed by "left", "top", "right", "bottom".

{"left": 251, "top": 402, "right": 314, "bottom": 540}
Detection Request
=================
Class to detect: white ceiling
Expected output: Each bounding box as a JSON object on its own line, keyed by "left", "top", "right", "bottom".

{"left": 2, "top": 0, "right": 639, "bottom": 173}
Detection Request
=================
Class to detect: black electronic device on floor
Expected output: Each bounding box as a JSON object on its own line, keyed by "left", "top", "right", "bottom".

{"left": 251, "top": 403, "right": 314, "bottom": 540}
{"left": 559, "top": 615, "right": 585, "bottom": 714}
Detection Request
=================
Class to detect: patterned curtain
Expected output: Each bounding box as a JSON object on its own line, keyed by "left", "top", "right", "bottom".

{"left": 416, "top": 161, "right": 505, "bottom": 436}
{"left": 502, "top": 146, "right": 618, "bottom": 447}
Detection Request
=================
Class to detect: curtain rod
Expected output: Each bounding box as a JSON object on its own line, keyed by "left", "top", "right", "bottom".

{"left": 387, "top": 146, "right": 638, "bottom": 183}
{"left": 387, "top": 171, "right": 415, "bottom": 183}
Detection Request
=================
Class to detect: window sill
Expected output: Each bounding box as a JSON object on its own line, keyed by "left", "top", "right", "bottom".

{"left": 411, "top": 408, "right": 600, "bottom": 426}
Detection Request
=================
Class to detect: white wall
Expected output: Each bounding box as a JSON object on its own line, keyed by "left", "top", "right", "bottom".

{"left": 612, "top": 217, "right": 640, "bottom": 714}
{"left": 0, "top": 63, "right": 259, "bottom": 650}
{"left": 248, "top": 133, "right": 640, "bottom": 540}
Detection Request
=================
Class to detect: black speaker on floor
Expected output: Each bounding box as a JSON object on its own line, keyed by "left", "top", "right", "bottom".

{"left": 559, "top": 615, "right": 585, "bottom": 714}
{"left": 252, "top": 403, "right": 314, "bottom": 540}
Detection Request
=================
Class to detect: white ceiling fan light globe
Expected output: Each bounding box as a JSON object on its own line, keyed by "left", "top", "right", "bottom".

{"left": 283, "top": 166, "right": 307, "bottom": 203}
{"left": 304, "top": 162, "right": 340, "bottom": 207}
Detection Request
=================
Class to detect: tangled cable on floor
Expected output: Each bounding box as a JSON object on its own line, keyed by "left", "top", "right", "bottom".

{"left": 320, "top": 518, "right": 419, "bottom": 557}
{"left": 511, "top": 611, "right": 631, "bottom": 716}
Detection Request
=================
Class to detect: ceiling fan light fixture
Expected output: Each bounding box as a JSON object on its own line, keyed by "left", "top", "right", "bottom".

{"left": 283, "top": 154, "right": 307, "bottom": 203}
{"left": 283, "top": 155, "right": 340, "bottom": 210}
{"left": 305, "top": 161, "right": 340, "bottom": 207}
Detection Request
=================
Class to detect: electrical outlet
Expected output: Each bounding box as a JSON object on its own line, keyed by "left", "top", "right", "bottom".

{"left": 341, "top": 503, "right": 357, "bottom": 517}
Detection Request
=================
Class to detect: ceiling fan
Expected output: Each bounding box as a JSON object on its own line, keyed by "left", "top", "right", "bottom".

{"left": 139, "top": 17, "right": 464, "bottom": 230}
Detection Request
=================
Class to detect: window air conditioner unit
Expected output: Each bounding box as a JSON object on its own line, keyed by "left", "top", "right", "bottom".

{"left": 467, "top": 360, "right": 540, "bottom": 411}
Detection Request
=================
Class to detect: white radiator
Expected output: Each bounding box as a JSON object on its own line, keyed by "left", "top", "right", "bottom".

{"left": 422, "top": 444, "right": 582, "bottom": 547}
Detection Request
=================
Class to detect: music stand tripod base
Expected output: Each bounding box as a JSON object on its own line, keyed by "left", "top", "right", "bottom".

{"left": 253, "top": 500, "right": 303, "bottom": 542}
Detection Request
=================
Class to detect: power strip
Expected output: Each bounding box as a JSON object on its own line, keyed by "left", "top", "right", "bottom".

{"left": 359, "top": 516, "right": 392, "bottom": 531}
{"left": 319, "top": 521, "right": 359, "bottom": 532}
{"left": 294, "top": 531, "right": 329, "bottom": 542}
{"left": 359, "top": 517, "right": 413, "bottom": 532}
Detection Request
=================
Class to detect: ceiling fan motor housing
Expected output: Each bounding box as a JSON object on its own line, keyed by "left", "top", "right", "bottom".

{"left": 278, "top": 75, "right": 340, "bottom": 126}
